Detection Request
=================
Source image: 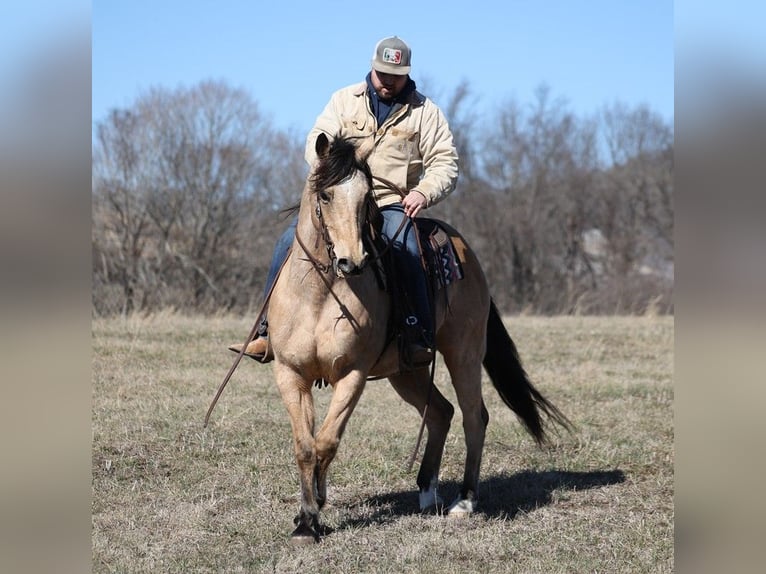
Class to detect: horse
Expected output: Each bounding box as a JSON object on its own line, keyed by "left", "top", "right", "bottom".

{"left": 255, "top": 133, "right": 570, "bottom": 544}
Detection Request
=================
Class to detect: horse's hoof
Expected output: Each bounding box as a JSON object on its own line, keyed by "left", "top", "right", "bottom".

{"left": 447, "top": 498, "right": 476, "bottom": 518}
{"left": 290, "top": 523, "right": 319, "bottom": 545}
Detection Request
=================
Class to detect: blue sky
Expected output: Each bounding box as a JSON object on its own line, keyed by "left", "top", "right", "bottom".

{"left": 92, "top": 1, "right": 674, "bottom": 136}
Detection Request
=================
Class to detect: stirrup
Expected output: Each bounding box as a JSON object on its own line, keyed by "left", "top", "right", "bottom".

{"left": 227, "top": 336, "right": 273, "bottom": 363}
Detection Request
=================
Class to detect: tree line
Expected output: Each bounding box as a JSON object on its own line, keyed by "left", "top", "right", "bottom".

{"left": 92, "top": 80, "right": 673, "bottom": 316}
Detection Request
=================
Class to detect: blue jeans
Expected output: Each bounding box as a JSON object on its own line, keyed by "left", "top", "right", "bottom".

{"left": 263, "top": 218, "right": 297, "bottom": 301}
{"left": 261, "top": 205, "right": 432, "bottom": 340}
{"left": 256, "top": 218, "right": 297, "bottom": 335}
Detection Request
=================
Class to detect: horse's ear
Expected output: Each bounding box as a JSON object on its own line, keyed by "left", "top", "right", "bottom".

{"left": 315, "top": 132, "right": 330, "bottom": 158}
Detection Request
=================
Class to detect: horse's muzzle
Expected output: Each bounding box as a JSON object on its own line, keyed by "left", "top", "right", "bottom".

{"left": 334, "top": 253, "right": 368, "bottom": 277}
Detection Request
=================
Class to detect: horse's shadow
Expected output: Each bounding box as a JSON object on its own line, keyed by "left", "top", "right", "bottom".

{"left": 336, "top": 469, "right": 625, "bottom": 530}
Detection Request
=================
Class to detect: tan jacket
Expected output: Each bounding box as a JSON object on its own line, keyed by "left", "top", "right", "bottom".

{"left": 305, "top": 81, "right": 459, "bottom": 208}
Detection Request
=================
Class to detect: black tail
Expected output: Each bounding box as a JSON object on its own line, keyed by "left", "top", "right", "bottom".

{"left": 483, "top": 300, "right": 573, "bottom": 445}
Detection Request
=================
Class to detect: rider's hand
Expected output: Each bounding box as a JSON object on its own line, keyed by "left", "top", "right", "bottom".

{"left": 402, "top": 190, "right": 428, "bottom": 218}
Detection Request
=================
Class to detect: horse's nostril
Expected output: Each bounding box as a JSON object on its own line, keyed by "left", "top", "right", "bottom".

{"left": 336, "top": 257, "right": 365, "bottom": 277}
{"left": 336, "top": 258, "right": 353, "bottom": 274}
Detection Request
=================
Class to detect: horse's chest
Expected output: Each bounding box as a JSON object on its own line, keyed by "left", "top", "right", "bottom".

{"left": 271, "top": 277, "right": 386, "bottom": 378}
{"left": 287, "top": 308, "right": 380, "bottom": 375}
{"left": 314, "top": 307, "right": 375, "bottom": 355}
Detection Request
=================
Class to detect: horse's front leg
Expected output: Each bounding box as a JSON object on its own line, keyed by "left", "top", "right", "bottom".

{"left": 314, "top": 370, "right": 367, "bottom": 514}
{"left": 273, "top": 364, "right": 321, "bottom": 544}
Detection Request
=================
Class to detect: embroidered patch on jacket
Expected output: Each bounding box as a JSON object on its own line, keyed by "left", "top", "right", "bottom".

{"left": 382, "top": 48, "right": 402, "bottom": 65}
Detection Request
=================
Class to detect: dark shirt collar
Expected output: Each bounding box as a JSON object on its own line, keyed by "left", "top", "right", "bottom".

{"left": 365, "top": 72, "right": 417, "bottom": 104}
{"left": 365, "top": 73, "right": 418, "bottom": 125}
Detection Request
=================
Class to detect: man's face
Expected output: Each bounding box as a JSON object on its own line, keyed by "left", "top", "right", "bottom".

{"left": 371, "top": 70, "right": 408, "bottom": 100}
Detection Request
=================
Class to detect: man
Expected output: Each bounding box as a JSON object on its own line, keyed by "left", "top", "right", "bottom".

{"left": 230, "top": 35, "right": 459, "bottom": 366}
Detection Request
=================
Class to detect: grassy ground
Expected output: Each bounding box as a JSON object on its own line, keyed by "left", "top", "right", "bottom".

{"left": 92, "top": 314, "right": 673, "bottom": 573}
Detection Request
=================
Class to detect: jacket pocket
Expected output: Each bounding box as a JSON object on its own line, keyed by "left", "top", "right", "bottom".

{"left": 341, "top": 115, "right": 370, "bottom": 138}
{"left": 384, "top": 127, "right": 418, "bottom": 160}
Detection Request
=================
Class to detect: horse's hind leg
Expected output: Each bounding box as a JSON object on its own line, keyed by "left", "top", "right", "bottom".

{"left": 388, "top": 369, "right": 454, "bottom": 512}
{"left": 442, "top": 354, "right": 489, "bottom": 517}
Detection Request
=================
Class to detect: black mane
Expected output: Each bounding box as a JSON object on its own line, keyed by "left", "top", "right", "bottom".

{"left": 310, "top": 136, "right": 372, "bottom": 195}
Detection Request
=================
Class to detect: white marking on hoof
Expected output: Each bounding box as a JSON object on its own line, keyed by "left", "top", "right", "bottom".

{"left": 418, "top": 478, "right": 443, "bottom": 511}
{"left": 447, "top": 498, "right": 476, "bottom": 518}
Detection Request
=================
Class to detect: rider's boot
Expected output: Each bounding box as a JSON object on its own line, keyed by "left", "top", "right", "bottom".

{"left": 228, "top": 336, "right": 273, "bottom": 363}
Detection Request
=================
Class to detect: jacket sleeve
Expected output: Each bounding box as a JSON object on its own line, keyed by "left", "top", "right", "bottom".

{"left": 410, "top": 101, "right": 459, "bottom": 207}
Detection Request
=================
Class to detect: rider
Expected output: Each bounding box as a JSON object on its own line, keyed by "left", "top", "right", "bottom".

{"left": 230, "top": 36, "right": 459, "bottom": 365}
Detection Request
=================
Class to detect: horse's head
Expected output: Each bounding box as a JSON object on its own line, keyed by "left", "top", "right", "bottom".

{"left": 309, "top": 133, "right": 374, "bottom": 278}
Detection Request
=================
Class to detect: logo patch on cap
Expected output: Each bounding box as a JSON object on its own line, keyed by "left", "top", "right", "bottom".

{"left": 382, "top": 48, "right": 402, "bottom": 65}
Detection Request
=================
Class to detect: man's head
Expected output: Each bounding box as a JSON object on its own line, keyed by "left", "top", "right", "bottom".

{"left": 370, "top": 36, "right": 411, "bottom": 100}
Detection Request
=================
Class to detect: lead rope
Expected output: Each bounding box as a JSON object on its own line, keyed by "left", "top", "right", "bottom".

{"left": 204, "top": 195, "right": 340, "bottom": 426}
{"left": 371, "top": 176, "right": 440, "bottom": 473}
{"left": 404, "top": 218, "right": 438, "bottom": 472}
{"left": 208, "top": 176, "right": 438, "bottom": 476}
{"left": 203, "top": 250, "right": 290, "bottom": 427}
{"left": 406, "top": 358, "right": 438, "bottom": 472}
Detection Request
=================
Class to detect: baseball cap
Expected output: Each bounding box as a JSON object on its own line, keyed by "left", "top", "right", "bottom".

{"left": 371, "top": 36, "right": 412, "bottom": 75}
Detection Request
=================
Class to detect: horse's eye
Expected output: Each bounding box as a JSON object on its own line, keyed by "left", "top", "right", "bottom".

{"left": 319, "top": 191, "right": 331, "bottom": 203}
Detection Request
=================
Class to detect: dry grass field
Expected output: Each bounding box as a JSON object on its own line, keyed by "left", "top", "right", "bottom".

{"left": 92, "top": 313, "right": 673, "bottom": 573}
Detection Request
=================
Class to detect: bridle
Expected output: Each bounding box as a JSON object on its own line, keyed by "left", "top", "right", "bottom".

{"left": 293, "top": 195, "right": 340, "bottom": 276}
{"left": 295, "top": 174, "right": 409, "bottom": 279}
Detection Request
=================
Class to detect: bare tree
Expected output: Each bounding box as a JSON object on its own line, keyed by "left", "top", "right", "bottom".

{"left": 92, "top": 109, "right": 153, "bottom": 314}
{"left": 477, "top": 86, "right": 602, "bottom": 312}
{"left": 92, "top": 79, "right": 673, "bottom": 316}
{"left": 92, "top": 80, "right": 305, "bottom": 315}
{"left": 594, "top": 103, "right": 674, "bottom": 311}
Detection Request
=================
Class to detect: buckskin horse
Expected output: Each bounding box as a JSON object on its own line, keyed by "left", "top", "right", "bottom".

{"left": 210, "top": 133, "right": 571, "bottom": 544}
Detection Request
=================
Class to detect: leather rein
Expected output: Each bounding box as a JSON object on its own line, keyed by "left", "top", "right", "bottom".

{"left": 205, "top": 174, "right": 435, "bottom": 470}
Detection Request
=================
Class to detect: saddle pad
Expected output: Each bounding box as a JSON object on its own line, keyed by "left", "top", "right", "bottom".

{"left": 418, "top": 219, "right": 464, "bottom": 290}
